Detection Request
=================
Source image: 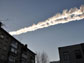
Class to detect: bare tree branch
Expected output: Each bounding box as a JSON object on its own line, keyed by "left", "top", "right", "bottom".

{"left": 36, "top": 51, "right": 49, "bottom": 63}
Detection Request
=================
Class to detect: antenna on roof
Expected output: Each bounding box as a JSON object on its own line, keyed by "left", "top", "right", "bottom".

{"left": 0, "top": 22, "right": 3, "bottom": 27}
{"left": 0, "top": 18, "right": 8, "bottom": 27}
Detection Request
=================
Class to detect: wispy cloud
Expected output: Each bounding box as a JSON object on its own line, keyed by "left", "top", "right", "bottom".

{"left": 9, "top": 5, "right": 84, "bottom": 35}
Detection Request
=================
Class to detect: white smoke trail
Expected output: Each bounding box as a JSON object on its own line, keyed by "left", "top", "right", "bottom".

{"left": 9, "top": 5, "right": 84, "bottom": 35}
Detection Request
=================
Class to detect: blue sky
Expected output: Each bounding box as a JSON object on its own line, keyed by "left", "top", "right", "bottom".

{"left": 0, "top": 0, "right": 84, "bottom": 61}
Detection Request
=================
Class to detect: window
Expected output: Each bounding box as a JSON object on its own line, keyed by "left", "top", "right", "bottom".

{"left": 21, "top": 58, "right": 27, "bottom": 63}
{"left": 75, "top": 50, "right": 82, "bottom": 59}
{"left": 63, "top": 52, "right": 69, "bottom": 61}
{"left": 21, "top": 60, "right": 25, "bottom": 63}
{"left": 11, "top": 47, "right": 17, "bottom": 54}
{"left": 11, "top": 41, "right": 18, "bottom": 48}
{"left": 83, "top": 49, "right": 84, "bottom": 54}
{"left": 22, "top": 53, "right": 27, "bottom": 59}
{"left": 10, "top": 41, "right": 18, "bottom": 54}
{"left": 1, "top": 55, "right": 5, "bottom": 60}
{"left": 81, "top": 44, "right": 84, "bottom": 54}
{"left": 9, "top": 55, "right": 15, "bottom": 62}
{"left": 0, "top": 34, "right": 4, "bottom": 39}
{"left": 31, "top": 59, "right": 34, "bottom": 63}
{"left": 3, "top": 46, "right": 7, "bottom": 50}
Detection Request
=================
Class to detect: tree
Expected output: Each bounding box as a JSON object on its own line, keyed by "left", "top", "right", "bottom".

{"left": 36, "top": 51, "right": 49, "bottom": 63}
{"left": 35, "top": 52, "right": 41, "bottom": 63}
{"left": 41, "top": 51, "right": 49, "bottom": 63}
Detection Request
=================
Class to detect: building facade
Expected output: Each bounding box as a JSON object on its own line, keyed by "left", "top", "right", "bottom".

{"left": 0, "top": 23, "right": 36, "bottom": 63}
{"left": 58, "top": 43, "right": 84, "bottom": 63}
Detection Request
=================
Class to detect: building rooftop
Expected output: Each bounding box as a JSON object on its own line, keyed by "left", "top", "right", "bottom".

{"left": 59, "top": 43, "right": 84, "bottom": 49}
{"left": 0, "top": 27, "right": 36, "bottom": 55}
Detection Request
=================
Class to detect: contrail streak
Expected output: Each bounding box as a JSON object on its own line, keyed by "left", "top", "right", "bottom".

{"left": 9, "top": 5, "right": 84, "bottom": 35}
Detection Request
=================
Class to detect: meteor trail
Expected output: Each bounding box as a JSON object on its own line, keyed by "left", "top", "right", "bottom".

{"left": 9, "top": 5, "right": 84, "bottom": 35}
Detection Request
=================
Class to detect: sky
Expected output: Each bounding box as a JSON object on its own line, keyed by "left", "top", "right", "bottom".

{"left": 0, "top": 0, "right": 84, "bottom": 61}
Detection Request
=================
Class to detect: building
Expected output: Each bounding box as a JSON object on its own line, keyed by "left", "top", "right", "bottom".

{"left": 58, "top": 43, "right": 84, "bottom": 63}
{"left": 50, "top": 61, "right": 60, "bottom": 63}
{"left": 0, "top": 22, "right": 36, "bottom": 63}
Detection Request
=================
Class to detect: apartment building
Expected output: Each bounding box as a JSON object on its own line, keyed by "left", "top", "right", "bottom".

{"left": 0, "top": 22, "right": 36, "bottom": 63}
{"left": 58, "top": 43, "right": 84, "bottom": 63}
